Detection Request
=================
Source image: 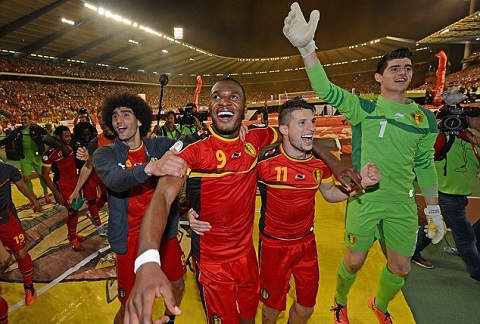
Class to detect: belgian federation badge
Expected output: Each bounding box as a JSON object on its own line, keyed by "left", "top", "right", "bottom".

{"left": 210, "top": 314, "right": 222, "bottom": 324}
{"left": 411, "top": 111, "right": 424, "bottom": 125}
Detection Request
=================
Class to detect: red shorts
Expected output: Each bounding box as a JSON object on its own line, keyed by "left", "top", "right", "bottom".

{"left": 116, "top": 235, "right": 186, "bottom": 304}
{"left": 59, "top": 186, "right": 75, "bottom": 208}
{"left": 259, "top": 233, "right": 319, "bottom": 310}
{"left": 194, "top": 245, "right": 259, "bottom": 323}
{"left": 83, "top": 171, "right": 107, "bottom": 201}
{"left": 0, "top": 213, "right": 26, "bottom": 253}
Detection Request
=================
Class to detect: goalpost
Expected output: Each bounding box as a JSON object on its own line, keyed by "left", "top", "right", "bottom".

{"left": 278, "top": 90, "right": 337, "bottom": 116}
{"left": 278, "top": 90, "right": 319, "bottom": 103}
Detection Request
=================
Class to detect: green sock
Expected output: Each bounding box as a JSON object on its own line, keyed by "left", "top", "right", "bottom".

{"left": 375, "top": 264, "right": 405, "bottom": 313}
{"left": 335, "top": 260, "right": 357, "bottom": 306}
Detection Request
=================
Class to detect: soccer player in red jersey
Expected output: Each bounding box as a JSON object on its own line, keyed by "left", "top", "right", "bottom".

{"left": 41, "top": 126, "right": 85, "bottom": 251}
{"left": 92, "top": 93, "right": 188, "bottom": 324}
{"left": 126, "top": 78, "right": 363, "bottom": 324}
{"left": 255, "top": 98, "right": 380, "bottom": 323}
{"left": 0, "top": 161, "right": 42, "bottom": 306}
{"left": 69, "top": 108, "right": 116, "bottom": 237}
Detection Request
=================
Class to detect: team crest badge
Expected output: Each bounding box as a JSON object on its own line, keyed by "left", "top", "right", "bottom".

{"left": 347, "top": 233, "right": 357, "bottom": 244}
{"left": 313, "top": 169, "right": 323, "bottom": 183}
{"left": 261, "top": 288, "right": 270, "bottom": 300}
{"left": 210, "top": 314, "right": 222, "bottom": 324}
{"left": 411, "top": 111, "right": 424, "bottom": 125}
{"left": 244, "top": 142, "right": 257, "bottom": 157}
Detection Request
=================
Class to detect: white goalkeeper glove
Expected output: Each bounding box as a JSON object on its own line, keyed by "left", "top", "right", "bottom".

{"left": 283, "top": 2, "right": 320, "bottom": 57}
{"left": 424, "top": 205, "right": 446, "bottom": 244}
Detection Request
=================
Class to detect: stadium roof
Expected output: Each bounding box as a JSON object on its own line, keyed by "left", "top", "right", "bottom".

{"left": 418, "top": 10, "right": 480, "bottom": 45}
{"left": 0, "top": 0, "right": 421, "bottom": 78}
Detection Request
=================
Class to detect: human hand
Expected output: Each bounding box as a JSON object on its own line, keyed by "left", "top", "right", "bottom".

{"left": 283, "top": 2, "right": 319, "bottom": 57}
{"left": 124, "top": 263, "right": 181, "bottom": 324}
{"left": 32, "top": 200, "right": 42, "bottom": 213}
{"left": 424, "top": 205, "right": 446, "bottom": 244}
{"left": 145, "top": 150, "right": 187, "bottom": 177}
{"left": 466, "top": 127, "right": 480, "bottom": 146}
{"left": 360, "top": 162, "right": 381, "bottom": 187}
{"left": 68, "top": 190, "right": 80, "bottom": 206}
{"left": 239, "top": 123, "right": 249, "bottom": 142}
{"left": 330, "top": 162, "right": 363, "bottom": 192}
{"left": 188, "top": 208, "right": 211, "bottom": 235}
{"left": 76, "top": 147, "right": 89, "bottom": 161}
{"left": 53, "top": 191, "right": 64, "bottom": 206}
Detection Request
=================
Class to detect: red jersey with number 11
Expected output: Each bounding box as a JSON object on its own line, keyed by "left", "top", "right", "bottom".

{"left": 257, "top": 144, "right": 332, "bottom": 240}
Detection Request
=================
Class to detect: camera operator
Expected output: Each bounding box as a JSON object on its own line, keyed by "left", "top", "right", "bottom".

{"left": 412, "top": 103, "right": 480, "bottom": 281}
{"left": 179, "top": 103, "right": 203, "bottom": 135}
{"left": 153, "top": 110, "right": 182, "bottom": 140}
{"left": 74, "top": 107, "right": 97, "bottom": 131}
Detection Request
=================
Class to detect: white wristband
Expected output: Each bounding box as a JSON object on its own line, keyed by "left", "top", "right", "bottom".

{"left": 134, "top": 249, "right": 161, "bottom": 274}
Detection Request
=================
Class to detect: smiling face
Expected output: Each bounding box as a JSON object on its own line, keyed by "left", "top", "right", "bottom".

{"left": 280, "top": 108, "right": 316, "bottom": 159}
{"left": 57, "top": 129, "right": 72, "bottom": 146}
{"left": 375, "top": 57, "right": 412, "bottom": 96}
{"left": 111, "top": 107, "right": 142, "bottom": 148}
{"left": 209, "top": 80, "right": 247, "bottom": 138}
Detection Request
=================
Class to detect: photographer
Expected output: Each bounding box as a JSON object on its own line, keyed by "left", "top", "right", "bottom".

{"left": 74, "top": 107, "right": 97, "bottom": 130}
{"left": 153, "top": 110, "right": 182, "bottom": 140}
{"left": 179, "top": 103, "right": 203, "bottom": 135}
{"left": 412, "top": 102, "right": 480, "bottom": 281}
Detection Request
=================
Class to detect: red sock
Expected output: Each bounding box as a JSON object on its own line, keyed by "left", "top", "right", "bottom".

{"left": 16, "top": 253, "right": 33, "bottom": 286}
{"left": 87, "top": 201, "right": 102, "bottom": 226}
{"left": 0, "top": 297, "right": 8, "bottom": 324}
{"left": 66, "top": 209, "right": 79, "bottom": 241}
{"left": 96, "top": 195, "right": 107, "bottom": 211}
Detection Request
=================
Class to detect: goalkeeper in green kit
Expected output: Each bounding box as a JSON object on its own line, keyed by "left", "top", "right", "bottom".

{"left": 283, "top": 3, "right": 446, "bottom": 323}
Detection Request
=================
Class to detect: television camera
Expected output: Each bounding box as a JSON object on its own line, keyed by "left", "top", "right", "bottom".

{"left": 178, "top": 103, "right": 207, "bottom": 126}
{"left": 437, "top": 89, "right": 480, "bottom": 135}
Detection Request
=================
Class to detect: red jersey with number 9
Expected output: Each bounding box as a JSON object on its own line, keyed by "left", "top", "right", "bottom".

{"left": 178, "top": 125, "right": 276, "bottom": 263}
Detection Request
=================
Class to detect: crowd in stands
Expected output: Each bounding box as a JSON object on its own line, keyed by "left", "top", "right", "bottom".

{"left": 1, "top": 55, "right": 480, "bottom": 128}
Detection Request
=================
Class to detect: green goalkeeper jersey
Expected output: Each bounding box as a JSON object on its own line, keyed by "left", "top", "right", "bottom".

{"left": 307, "top": 62, "right": 438, "bottom": 203}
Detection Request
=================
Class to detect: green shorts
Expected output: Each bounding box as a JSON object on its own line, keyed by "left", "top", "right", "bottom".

{"left": 344, "top": 197, "right": 418, "bottom": 257}
{"left": 20, "top": 154, "right": 43, "bottom": 177}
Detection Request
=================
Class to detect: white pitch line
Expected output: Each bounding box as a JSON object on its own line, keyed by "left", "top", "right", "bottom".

{"left": 8, "top": 245, "right": 111, "bottom": 312}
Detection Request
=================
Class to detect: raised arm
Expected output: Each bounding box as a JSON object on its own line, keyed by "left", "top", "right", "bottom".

{"left": 125, "top": 175, "right": 185, "bottom": 323}
{"left": 283, "top": 2, "right": 320, "bottom": 68}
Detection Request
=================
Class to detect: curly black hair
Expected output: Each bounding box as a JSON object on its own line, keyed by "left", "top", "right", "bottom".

{"left": 376, "top": 47, "right": 414, "bottom": 74}
{"left": 73, "top": 121, "right": 95, "bottom": 136}
{"left": 101, "top": 93, "right": 153, "bottom": 137}
{"left": 278, "top": 97, "right": 315, "bottom": 126}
